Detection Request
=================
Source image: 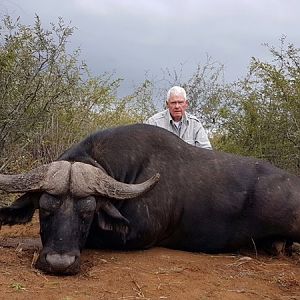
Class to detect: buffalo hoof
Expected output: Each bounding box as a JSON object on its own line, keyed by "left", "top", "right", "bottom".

{"left": 292, "top": 242, "right": 300, "bottom": 254}
{"left": 262, "top": 240, "right": 293, "bottom": 256}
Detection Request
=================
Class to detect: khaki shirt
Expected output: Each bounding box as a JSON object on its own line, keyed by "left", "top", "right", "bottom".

{"left": 145, "top": 109, "right": 212, "bottom": 149}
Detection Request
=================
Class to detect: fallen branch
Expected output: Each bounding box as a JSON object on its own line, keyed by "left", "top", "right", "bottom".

{"left": 0, "top": 237, "right": 41, "bottom": 250}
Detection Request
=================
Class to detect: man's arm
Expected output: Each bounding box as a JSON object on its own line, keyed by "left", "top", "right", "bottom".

{"left": 195, "top": 123, "right": 212, "bottom": 150}
{"left": 144, "top": 117, "right": 155, "bottom": 125}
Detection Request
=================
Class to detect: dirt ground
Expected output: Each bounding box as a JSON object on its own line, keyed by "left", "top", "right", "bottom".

{"left": 0, "top": 215, "right": 299, "bottom": 300}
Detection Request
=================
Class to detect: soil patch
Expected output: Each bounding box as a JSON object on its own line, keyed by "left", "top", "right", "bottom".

{"left": 0, "top": 215, "right": 299, "bottom": 300}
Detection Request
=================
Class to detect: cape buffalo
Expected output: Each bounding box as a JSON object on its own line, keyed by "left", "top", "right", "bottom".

{"left": 0, "top": 124, "right": 300, "bottom": 275}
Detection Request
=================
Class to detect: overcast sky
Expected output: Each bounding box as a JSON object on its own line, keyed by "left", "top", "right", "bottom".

{"left": 1, "top": 0, "right": 300, "bottom": 97}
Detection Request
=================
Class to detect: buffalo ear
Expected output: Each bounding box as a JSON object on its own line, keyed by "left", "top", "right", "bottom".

{"left": 0, "top": 192, "right": 40, "bottom": 226}
{"left": 97, "top": 201, "right": 129, "bottom": 237}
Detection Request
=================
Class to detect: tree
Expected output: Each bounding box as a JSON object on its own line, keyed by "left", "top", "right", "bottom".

{"left": 0, "top": 16, "right": 122, "bottom": 170}
{"left": 215, "top": 38, "right": 300, "bottom": 174}
{"left": 182, "top": 58, "right": 232, "bottom": 136}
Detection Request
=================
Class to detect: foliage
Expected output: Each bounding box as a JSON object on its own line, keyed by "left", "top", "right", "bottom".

{"left": 214, "top": 37, "right": 300, "bottom": 174}
{"left": 0, "top": 15, "right": 152, "bottom": 172}
{"left": 0, "top": 14, "right": 299, "bottom": 177}
{"left": 158, "top": 40, "right": 300, "bottom": 174}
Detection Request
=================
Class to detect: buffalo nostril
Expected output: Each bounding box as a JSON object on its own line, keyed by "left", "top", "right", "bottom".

{"left": 46, "top": 254, "right": 76, "bottom": 271}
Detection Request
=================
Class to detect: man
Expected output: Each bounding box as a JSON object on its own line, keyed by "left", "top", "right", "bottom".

{"left": 145, "top": 86, "right": 212, "bottom": 149}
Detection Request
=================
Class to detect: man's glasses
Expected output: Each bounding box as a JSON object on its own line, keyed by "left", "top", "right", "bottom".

{"left": 168, "top": 101, "right": 186, "bottom": 106}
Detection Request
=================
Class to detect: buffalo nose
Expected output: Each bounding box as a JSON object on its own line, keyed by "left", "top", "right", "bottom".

{"left": 46, "top": 254, "right": 76, "bottom": 271}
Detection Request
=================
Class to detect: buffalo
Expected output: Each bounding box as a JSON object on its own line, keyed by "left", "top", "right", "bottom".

{"left": 0, "top": 124, "right": 300, "bottom": 275}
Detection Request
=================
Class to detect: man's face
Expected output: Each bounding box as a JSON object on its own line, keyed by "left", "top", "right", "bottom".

{"left": 167, "top": 95, "right": 188, "bottom": 122}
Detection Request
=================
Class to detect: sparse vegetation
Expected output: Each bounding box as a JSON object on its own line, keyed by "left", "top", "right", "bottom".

{"left": 0, "top": 16, "right": 299, "bottom": 181}
{"left": 10, "top": 282, "right": 26, "bottom": 291}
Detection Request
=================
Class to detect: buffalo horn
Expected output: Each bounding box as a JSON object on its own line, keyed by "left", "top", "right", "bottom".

{"left": 0, "top": 161, "right": 71, "bottom": 195}
{"left": 70, "top": 162, "right": 160, "bottom": 199}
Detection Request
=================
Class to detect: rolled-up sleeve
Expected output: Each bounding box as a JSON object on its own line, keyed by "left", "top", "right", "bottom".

{"left": 194, "top": 123, "right": 212, "bottom": 150}
{"left": 144, "top": 117, "right": 155, "bottom": 125}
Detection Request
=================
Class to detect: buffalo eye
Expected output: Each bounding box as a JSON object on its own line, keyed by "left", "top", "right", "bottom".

{"left": 39, "top": 193, "right": 62, "bottom": 217}
{"left": 76, "top": 196, "right": 96, "bottom": 220}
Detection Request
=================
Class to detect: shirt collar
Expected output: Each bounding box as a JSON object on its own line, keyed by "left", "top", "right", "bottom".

{"left": 167, "top": 109, "right": 189, "bottom": 125}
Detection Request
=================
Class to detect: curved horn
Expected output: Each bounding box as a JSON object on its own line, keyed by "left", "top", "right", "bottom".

{"left": 0, "top": 161, "right": 71, "bottom": 195}
{"left": 70, "top": 162, "right": 160, "bottom": 199}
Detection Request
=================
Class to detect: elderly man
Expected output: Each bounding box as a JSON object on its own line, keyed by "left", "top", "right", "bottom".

{"left": 145, "top": 86, "right": 212, "bottom": 149}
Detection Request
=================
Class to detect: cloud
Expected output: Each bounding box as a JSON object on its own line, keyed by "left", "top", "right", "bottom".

{"left": 2, "top": 0, "right": 300, "bottom": 96}
{"left": 74, "top": 0, "right": 171, "bottom": 17}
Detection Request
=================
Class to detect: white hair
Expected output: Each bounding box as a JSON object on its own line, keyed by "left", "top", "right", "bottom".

{"left": 166, "top": 86, "right": 187, "bottom": 102}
